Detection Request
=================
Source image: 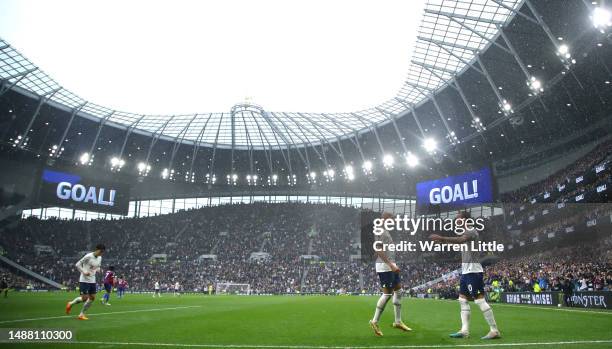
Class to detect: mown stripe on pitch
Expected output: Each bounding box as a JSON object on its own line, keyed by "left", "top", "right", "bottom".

{"left": 410, "top": 297, "right": 612, "bottom": 315}
{"left": 2, "top": 339, "right": 611, "bottom": 348}
{"left": 0, "top": 305, "right": 202, "bottom": 324}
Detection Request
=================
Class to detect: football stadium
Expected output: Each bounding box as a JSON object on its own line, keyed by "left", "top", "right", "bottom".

{"left": 0, "top": 0, "right": 611, "bottom": 348}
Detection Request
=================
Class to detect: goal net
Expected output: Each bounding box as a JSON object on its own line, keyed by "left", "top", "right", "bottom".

{"left": 216, "top": 282, "right": 251, "bottom": 295}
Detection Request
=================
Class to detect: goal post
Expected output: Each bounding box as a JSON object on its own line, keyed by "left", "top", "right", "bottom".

{"left": 216, "top": 282, "right": 251, "bottom": 295}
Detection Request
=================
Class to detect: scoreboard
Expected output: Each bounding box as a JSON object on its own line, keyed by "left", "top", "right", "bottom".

{"left": 36, "top": 168, "right": 131, "bottom": 215}
{"left": 416, "top": 166, "right": 496, "bottom": 215}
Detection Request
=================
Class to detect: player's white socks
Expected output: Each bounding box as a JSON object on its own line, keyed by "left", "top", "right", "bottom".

{"left": 475, "top": 298, "right": 498, "bottom": 332}
{"left": 392, "top": 291, "right": 402, "bottom": 323}
{"left": 459, "top": 297, "right": 471, "bottom": 334}
{"left": 79, "top": 299, "right": 92, "bottom": 316}
{"left": 372, "top": 293, "right": 391, "bottom": 323}
{"left": 69, "top": 296, "right": 83, "bottom": 305}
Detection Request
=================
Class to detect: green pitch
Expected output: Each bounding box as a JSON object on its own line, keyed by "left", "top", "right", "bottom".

{"left": 0, "top": 292, "right": 611, "bottom": 348}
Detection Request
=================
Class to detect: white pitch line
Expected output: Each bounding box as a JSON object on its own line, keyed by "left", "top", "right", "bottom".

{"left": 0, "top": 305, "right": 202, "bottom": 324}
{"left": 2, "top": 339, "right": 611, "bottom": 348}
{"left": 410, "top": 297, "right": 612, "bottom": 315}
{"left": 489, "top": 302, "right": 612, "bottom": 315}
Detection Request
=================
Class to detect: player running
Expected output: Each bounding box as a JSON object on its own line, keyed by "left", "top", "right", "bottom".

{"left": 101, "top": 266, "right": 116, "bottom": 305}
{"left": 369, "top": 212, "right": 412, "bottom": 337}
{"left": 174, "top": 281, "right": 181, "bottom": 296}
{"left": 65, "top": 244, "right": 106, "bottom": 320}
{"left": 429, "top": 212, "right": 501, "bottom": 340}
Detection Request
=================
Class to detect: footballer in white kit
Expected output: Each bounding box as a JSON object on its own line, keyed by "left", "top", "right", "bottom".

{"left": 429, "top": 212, "right": 501, "bottom": 340}
{"left": 65, "top": 244, "right": 106, "bottom": 320}
{"left": 153, "top": 281, "right": 161, "bottom": 297}
{"left": 369, "top": 212, "right": 412, "bottom": 337}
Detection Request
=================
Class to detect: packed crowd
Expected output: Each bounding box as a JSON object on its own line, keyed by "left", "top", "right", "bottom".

{"left": 0, "top": 203, "right": 359, "bottom": 293}
{"left": 0, "top": 135, "right": 610, "bottom": 295}
{"left": 0, "top": 197, "right": 608, "bottom": 295}
{"left": 429, "top": 240, "right": 612, "bottom": 298}
{"left": 508, "top": 203, "right": 612, "bottom": 240}
{"left": 2, "top": 202, "right": 357, "bottom": 263}
{"left": 0, "top": 265, "right": 45, "bottom": 291}
{"left": 502, "top": 138, "right": 611, "bottom": 204}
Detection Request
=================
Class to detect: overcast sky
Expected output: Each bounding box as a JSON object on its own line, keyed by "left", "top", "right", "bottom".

{"left": 0, "top": 0, "right": 425, "bottom": 114}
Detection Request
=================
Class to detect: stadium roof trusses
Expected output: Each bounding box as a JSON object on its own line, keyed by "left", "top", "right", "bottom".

{"left": 0, "top": 0, "right": 525, "bottom": 151}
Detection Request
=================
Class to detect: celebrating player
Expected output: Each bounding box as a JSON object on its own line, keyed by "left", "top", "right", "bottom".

{"left": 101, "top": 266, "right": 116, "bottom": 305}
{"left": 65, "top": 244, "right": 106, "bottom": 320}
{"left": 369, "top": 212, "right": 412, "bottom": 337}
{"left": 429, "top": 212, "right": 501, "bottom": 340}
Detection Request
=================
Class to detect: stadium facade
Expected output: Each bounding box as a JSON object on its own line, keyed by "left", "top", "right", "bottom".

{"left": 0, "top": 3, "right": 610, "bottom": 346}
{"left": 0, "top": 0, "right": 610, "bottom": 215}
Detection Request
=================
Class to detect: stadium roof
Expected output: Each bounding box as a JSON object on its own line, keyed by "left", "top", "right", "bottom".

{"left": 0, "top": 0, "right": 523, "bottom": 150}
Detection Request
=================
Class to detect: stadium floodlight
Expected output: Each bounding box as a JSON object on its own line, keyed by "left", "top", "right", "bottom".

{"left": 555, "top": 43, "right": 576, "bottom": 69}
{"left": 268, "top": 174, "right": 279, "bottom": 186}
{"left": 249, "top": 174, "right": 258, "bottom": 186}
{"left": 447, "top": 131, "right": 460, "bottom": 146}
{"left": 471, "top": 117, "right": 486, "bottom": 133}
{"left": 308, "top": 171, "right": 317, "bottom": 184}
{"left": 423, "top": 138, "right": 437, "bottom": 153}
{"left": 227, "top": 174, "right": 238, "bottom": 185}
{"left": 405, "top": 152, "right": 419, "bottom": 168}
{"left": 382, "top": 154, "right": 394, "bottom": 169}
{"left": 344, "top": 165, "right": 355, "bottom": 181}
{"left": 49, "top": 144, "right": 64, "bottom": 157}
{"left": 323, "top": 169, "right": 335, "bottom": 182}
{"left": 162, "top": 168, "right": 170, "bottom": 179}
{"left": 592, "top": 7, "right": 611, "bottom": 30}
{"left": 205, "top": 173, "right": 217, "bottom": 184}
{"left": 502, "top": 100, "right": 512, "bottom": 111}
{"left": 79, "top": 152, "right": 91, "bottom": 165}
{"left": 185, "top": 171, "right": 195, "bottom": 183}
{"left": 528, "top": 77, "right": 544, "bottom": 94}
{"left": 13, "top": 134, "right": 29, "bottom": 148}
{"left": 500, "top": 99, "right": 513, "bottom": 116}
{"left": 288, "top": 174, "right": 297, "bottom": 186}
{"left": 362, "top": 160, "right": 373, "bottom": 174}
{"left": 137, "top": 162, "right": 151, "bottom": 176}
{"left": 110, "top": 157, "right": 124, "bottom": 166}
{"left": 309, "top": 171, "right": 316, "bottom": 183}
{"left": 110, "top": 156, "right": 125, "bottom": 171}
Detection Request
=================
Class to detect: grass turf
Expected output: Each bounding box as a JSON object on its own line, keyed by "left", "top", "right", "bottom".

{"left": 0, "top": 292, "right": 611, "bottom": 348}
